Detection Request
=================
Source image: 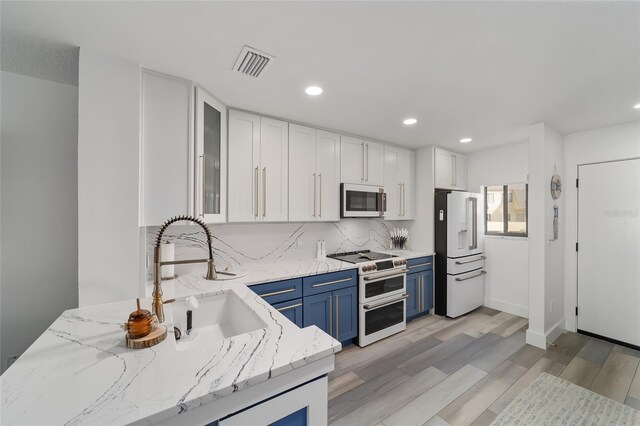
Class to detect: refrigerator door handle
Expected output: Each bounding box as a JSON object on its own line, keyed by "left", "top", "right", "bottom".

{"left": 468, "top": 197, "right": 478, "bottom": 250}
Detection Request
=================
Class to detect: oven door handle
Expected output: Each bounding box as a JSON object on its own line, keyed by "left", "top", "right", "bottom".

{"left": 363, "top": 294, "right": 408, "bottom": 310}
{"left": 363, "top": 269, "right": 408, "bottom": 281}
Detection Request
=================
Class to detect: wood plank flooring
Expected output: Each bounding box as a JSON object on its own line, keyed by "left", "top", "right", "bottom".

{"left": 328, "top": 309, "right": 640, "bottom": 425}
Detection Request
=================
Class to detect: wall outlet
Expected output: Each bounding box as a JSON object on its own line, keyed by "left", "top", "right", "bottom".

{"left": 549, "top": 300, "right": 554, "bottom": 313}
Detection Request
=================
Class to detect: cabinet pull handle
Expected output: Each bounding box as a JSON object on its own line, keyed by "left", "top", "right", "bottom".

{"left": 409, "top": 262, "right": 432, "bottom": 269}
{"left": 455, "top": 271, "right": 486, "bottom": 282}
{"left": 277, "top": 302, "right": 303, "bottom": 312}
{"left": 399, "top": 183, "right": 402, "bottom": 215}
{"left": 455, "top": 256, "right": 486, "bottom": 265}
{"left": 418, "top": 276, "right": 422, "bottom": 312}
{"left": 319, "top": 173, "right": 322, "bottom": 218}
{"left": 260, "top": 288, "right": 296, "bottom": 298}
{"left": 262, "top": 167, "right": 267, "bottom": 218}
{"left": 403, "top": 183, "right": 406, "bottom": 216}
{"left": 199, "top": 154, "right": 205, "bottom": 217}
{"left": 361, "top": 142, "right": 365, "bottom": 182}
{"left": 312, "top": 277, "right": 352, "bottom": 288}
{"left": 335, "top": 294, "right": 339, "bottom": 339}
{"left": 421, "top": 276, "right": 424, "bottom": 312}
{"left": 254, "top": 166, "right": 259, "bottom": 217}
{"left": 313, "top": 173, "right": 317, "bottom": 217}
{"left": 329, "top": 294, "right": 333, "bottom": 338}
{"left": 365, "top": 143, "right": 369, "bottom": 181}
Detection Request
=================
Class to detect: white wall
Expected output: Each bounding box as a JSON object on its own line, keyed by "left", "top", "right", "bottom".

{"left": 410, "top": 147, "right": 435, "bottom": 253}
{"left": 543, "top": 126, "right": 564, "bottom": 333}
{"left": 527, "top": 123, "right": 566, "bottom": 348}
{"left": 527, "top": 123, "right": 549, "bottom": 348}
{"left": 78, "top": 49, "right": 140, "bottom": 306}
{"left": 564, "top": 121, "right": 640, "bottom": 332}
{"left": 1, "top": 71, "right": 78, "bottom": 371}
{"left": 467, "top": 142, "right": 529, "bottom": 317}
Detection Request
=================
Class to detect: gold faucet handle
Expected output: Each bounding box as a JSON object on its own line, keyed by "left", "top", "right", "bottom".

{"left": 163, "top": 298, "right": 176, "bottom": 304}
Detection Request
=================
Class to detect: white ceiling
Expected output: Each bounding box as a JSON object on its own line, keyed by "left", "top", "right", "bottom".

{"left": 2, "top": 1, "right": 639, "bottom": 151}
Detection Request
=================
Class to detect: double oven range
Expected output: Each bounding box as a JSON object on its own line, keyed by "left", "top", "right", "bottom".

{"left": 327, "top": 250, "right": 408, "bottom": 347}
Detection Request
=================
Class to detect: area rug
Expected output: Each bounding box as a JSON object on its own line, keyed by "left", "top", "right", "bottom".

{"left": 491, "top": 373, "right": 640, "bottom": 425}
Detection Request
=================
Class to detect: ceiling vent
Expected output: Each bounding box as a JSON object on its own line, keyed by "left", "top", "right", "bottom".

{"left": 232, "top": 45, "right": 275, "bottom": 79}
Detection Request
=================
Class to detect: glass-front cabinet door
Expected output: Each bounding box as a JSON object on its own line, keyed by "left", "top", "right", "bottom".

{"left": 195, "top": 87, "right": 227, "bottom": 223}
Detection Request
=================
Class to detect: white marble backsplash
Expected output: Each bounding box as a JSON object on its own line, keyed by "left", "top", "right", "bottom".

{"left": 142, "top": 219, "right": 414, "bottom": 279}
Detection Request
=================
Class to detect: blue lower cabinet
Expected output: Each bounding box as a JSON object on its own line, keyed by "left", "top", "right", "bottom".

{"left": 302, "top": 292, "right": 331, "bottom": 334}
{"left": 424, "top": 269, "right": 434, "bottom": 312}
{"left": 272, "top": 298, "right": 303, "bottom": 328}
{"left": 407, "top": 269, "right": 434, "bottom": 320}
{"left": 303, "top": 287, "right": 357, "bottom": 343}
{"left": 406, "top": 273, "right": 420, "bottom": 318}
{"left": 334, "top": 287, "right": 358, "bottom": 342}
{"left": 269, "top": 407, "right": 308, "bottom": 426}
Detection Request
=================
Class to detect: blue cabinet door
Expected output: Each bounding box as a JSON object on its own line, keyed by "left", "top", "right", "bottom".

{"left": 334, "top": 286, "right": 358, "bottom": 342}
{"left": 272, "top": 299, "right": 303, "bottom": 328}
{"left": 303, "top": 292, "right": 331, "bottom": 335}
{"left": 406, "top": 272, "right": 420, "bottom": 318}
{"left": 423, "top": 269, "right": 434, "bottom": 312}
{"left": 269, "top": 407, "right": 307, "bottom": 426}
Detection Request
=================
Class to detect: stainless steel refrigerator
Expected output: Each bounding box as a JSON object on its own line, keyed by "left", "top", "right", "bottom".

{"left": 434, "top": 190, "right": 486, "bottom": 317}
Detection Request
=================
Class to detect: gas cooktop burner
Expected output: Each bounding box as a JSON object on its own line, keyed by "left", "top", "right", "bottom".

{"left": 327, "top": 250, "right": 398, "bottom": 264}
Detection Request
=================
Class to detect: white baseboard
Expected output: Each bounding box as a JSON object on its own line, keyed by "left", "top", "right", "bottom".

{"left": 526, "top": 329, "right": 546, "bottom": 349}
{"left": 545, "top": 318, "right": 565, "bottom": 345}
{"left": 484, "top": 297, "right": 528, "bottom": 318}
{"left": 526, "top": 318, "right": 566, "bottom": 350}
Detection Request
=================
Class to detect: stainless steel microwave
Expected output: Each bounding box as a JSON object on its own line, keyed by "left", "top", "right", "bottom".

{"left": 341, "top": 183, "right": 386, "bottom": 218}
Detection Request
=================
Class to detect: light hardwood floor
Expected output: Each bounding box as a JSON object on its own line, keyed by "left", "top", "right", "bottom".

{"left": 328, "top": 307, "right": 640, "bottom": 425}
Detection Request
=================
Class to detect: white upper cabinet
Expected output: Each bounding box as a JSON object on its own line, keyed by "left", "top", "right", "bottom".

{"left": 260, "top": 117, "right": 289, "bottom": 222}
{"left": 340, "top": 135, "right": 364, "bottom": 184}
{"left": 289, "top": 124, "right": 340, "bottom": 222}
{"left": 141, "top": 71, "right": 194, "bottom": 226}
{"left": 434, "top": 147, "right": 467, "bottom": 190}
{"left": 228, "top": 110, "right": 288, "bottom": 222}
{"left": 384, "top": 146, "right": 415, "bottom": 220}
{"left": 365, "top": 140, "right": 384, "bottom": 186}
{"left": 316, "top": 130, "right": 341, "bottom": 221}
{"left": 227, "top": 110, "right": 259, "bottom": 222}
{"left": 340, "top": 136, "right": 384, "bottom": 186}
{"left": 195, "top": 87, "right": 227, "bottom": 223}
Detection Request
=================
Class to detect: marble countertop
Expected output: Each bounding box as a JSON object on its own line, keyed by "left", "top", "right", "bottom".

{"left": 0, "top": 279, "right": 341, "bottom": 425}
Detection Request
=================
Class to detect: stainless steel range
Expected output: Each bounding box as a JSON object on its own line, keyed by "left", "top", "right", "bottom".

{"left": 327, "top": 250, "right": 408, "bottom": 347}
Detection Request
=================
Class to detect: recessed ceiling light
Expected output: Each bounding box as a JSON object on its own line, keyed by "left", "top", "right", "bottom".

{"left": 460, "top": 138, "right": 472, "bottom": 143}
{"left": 305, "top": 86, "right": 323, "bottom": 96}
{"left": 634, "top": 103, "right": 640, "bottom": 109}
{"left": 403, "top": 118, "right": 417, "bottom": 125}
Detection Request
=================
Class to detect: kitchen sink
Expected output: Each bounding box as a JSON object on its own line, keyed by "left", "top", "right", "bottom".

{"left": 171, "top": 290, "right": 266, "bottom": 350}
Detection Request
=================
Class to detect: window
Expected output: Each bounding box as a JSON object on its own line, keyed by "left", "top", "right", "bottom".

{"left": 485, "top": 183, "right": 528, "bottom": 236}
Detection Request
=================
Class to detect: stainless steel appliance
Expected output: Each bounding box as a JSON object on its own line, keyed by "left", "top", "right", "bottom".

{"left": 341, "top": 183, "right": 386, "bottom": 218}
{"left": 434, "top": 190, "right": 486, "bottom": 318}
{"left": 327, "top": 250, "right": 408, "bottom": 346}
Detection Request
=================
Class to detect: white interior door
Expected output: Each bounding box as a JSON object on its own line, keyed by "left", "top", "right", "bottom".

{"left": 578, "top": 158, "right": 640, "bottom": 347}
